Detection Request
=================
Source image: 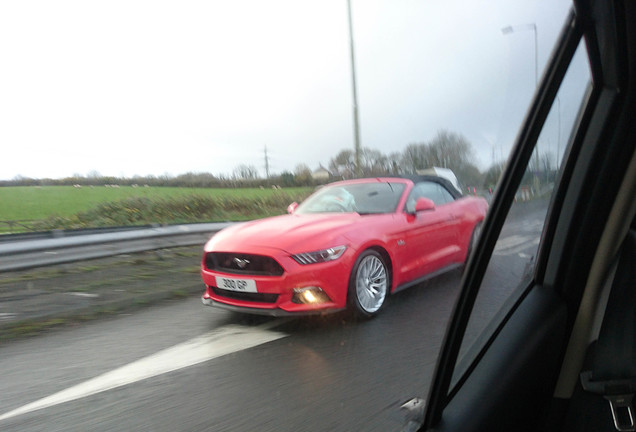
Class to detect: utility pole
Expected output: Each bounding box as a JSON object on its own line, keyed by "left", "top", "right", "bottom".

{"left": 264, "top": 145, "right": 270, "bottom": 179}
{"left": 347, "top": 0, "right": 362, "bottom": 177}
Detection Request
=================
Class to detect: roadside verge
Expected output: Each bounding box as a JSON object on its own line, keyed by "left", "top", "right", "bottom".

{"left": 0, "top": 245, "right": 205, "bottom": 341}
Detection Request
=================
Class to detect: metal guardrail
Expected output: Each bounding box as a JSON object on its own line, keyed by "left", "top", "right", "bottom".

{"left": 0, "top": 224, "right": 166, "bottom": 243}
{"left": 0, "top": 222, "right": 235, "bottom": 272}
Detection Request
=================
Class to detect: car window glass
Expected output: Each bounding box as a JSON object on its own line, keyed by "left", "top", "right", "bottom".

{"left": 405, "top": 181, "right": 454, "bottom": 211}
{"left": 418, "top": 182, "right": 441, "bottom": 204}
{"left": 450, "top": 40, "right": 592, "bottom": 388}
{"left": 405, "top": 184, "right": 421, "bottom": 212}
{"left": 435, "top": 184, "right": 454, "bottom": 204}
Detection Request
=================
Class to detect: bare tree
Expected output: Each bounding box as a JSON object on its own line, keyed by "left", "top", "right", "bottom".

{"left": 401, "top": 143, "right": 428, "bottom": 173}
{"left": 329, "top": 149, "right": 356, "bottom": 179}
{"left": 233, "top": 164, "right": 259, "bottom": 180}
{"left": 426, "top": 130, "right": 474, "bottom": 169}
{"left": 360, "top": 148, "right": 391, "bottom": 175}
{"left": 398, "top": 130, "right": 483, "bottom": 186}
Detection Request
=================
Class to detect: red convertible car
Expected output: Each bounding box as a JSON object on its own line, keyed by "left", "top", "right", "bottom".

{"left": 201, "top": 176, "right": 488, "bottom": 317}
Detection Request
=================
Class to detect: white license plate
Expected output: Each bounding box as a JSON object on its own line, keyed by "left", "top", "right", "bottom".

{"left": 215, "top": 276, "right": 257, "bottom": 293}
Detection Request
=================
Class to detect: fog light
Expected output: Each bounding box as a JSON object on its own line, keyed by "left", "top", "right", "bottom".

{"left": 292, "top": 287, "right": 330, "bottom": 304}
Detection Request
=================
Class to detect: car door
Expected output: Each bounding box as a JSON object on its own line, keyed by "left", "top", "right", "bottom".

{"left": 413, "top": 1, "right": 636, "bottom": 431}
{"left": 394, "top": 181, "right": 461, "bottom": 287}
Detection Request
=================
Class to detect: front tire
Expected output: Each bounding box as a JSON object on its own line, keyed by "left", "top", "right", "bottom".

{"left": 348, "top": 250, "right": 389, "bottom": 318}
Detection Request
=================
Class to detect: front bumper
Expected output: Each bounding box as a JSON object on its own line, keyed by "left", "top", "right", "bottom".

{"left": 200, "top": 249, "right": 353, "bottom": 315}
{"left": 201, "top": 297, "right": 345, "bottom": 316}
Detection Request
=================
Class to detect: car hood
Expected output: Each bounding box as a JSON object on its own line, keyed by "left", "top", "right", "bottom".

{"left": 205, "top": 213, "right": 381, "bottom": 254}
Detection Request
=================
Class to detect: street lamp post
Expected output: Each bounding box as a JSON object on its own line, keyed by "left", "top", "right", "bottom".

{"left": 502, "top": 23, "right": 541, "bottom": 178}
{"left": 503, "top": 23, "right": 563, "bottom": 174}
{"left": 347, "top": 0, "right": 362, "bottom": 177}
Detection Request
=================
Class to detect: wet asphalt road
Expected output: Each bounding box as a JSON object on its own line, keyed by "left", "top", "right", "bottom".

{"left": 0, "top": 202, "right": 546, "bottom": 432}
{"left": 0, "top": 273, "right": 462, "bottom": 432}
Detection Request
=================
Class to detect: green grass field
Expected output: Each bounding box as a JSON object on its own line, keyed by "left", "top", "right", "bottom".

{"left": 0, "top": 186, "right": 312, "bottom": 226}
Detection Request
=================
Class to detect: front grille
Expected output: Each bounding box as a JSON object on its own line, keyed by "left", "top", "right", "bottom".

{"left": 204, "top": 252, "right": 284, "bottom": 276}
{"left": 211, "top": 287, "right": 279, "bottom": 303}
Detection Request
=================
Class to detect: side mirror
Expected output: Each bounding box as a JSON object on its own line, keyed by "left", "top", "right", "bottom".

{"left": 415, "top": 197, "right": 435, "bottom": 212}
{"left": 287, "top": 202, "right": 299, "bottom": 214}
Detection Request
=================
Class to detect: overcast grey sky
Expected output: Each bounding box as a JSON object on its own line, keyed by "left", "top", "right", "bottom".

{"left": 0, "top": 0, "right": 576, "bottom": 180}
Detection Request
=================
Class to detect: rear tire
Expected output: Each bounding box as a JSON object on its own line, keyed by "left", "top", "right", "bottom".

{"left": 348, "top": 250, "right": 389, "bottom": 318}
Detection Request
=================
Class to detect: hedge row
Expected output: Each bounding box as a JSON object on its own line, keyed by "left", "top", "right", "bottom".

{"left": 33, "top": 191, "right": 312, "bottom": 230}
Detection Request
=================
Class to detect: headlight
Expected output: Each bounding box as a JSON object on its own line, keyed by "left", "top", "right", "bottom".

{"left": 291, "top": 245, "right": 347, "bottom": 265}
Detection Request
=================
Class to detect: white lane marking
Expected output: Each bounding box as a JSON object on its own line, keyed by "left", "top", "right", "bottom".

{"left": 0, "top": 321, "right": 288, "bottom": 422}
{"left": 66, "top": 292, "right": 100, "bottom": 298}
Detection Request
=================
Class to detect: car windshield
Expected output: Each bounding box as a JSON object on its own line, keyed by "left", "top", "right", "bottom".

{"left": 295, "top": 182, "right": 405, "bottom": 214}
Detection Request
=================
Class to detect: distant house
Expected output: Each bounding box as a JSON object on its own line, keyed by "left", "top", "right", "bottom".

{"left": 311, "top": 165, "right": 331, "bottom": 181}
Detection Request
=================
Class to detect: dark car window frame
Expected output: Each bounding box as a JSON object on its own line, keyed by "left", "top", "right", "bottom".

{"left": 422, "top": 8, "right": 586, "bottom": 427}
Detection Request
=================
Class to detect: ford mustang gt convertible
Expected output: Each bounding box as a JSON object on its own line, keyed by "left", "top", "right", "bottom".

{"left": 201, "top": 176, "right": 488, "bottom": 317}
